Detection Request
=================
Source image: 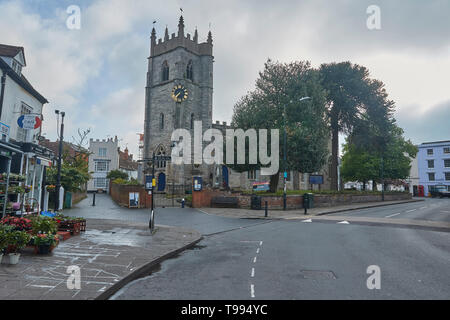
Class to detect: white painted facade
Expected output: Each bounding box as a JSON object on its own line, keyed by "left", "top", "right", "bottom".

{"left": 87, "top": 137, "right": 119, "bottom": 192}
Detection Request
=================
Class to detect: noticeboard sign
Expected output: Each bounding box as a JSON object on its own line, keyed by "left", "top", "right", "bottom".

{"left": 129, "top": 192, "right": 139, "bottom": 208}
{"left": 193, "top": 176, "right": 203, "bottom": 192}
{"left": 145, "top": 175, "right": 154, "bottom": 190}
{"left": 309, "top": 175, "right": 324, "bottom": 185}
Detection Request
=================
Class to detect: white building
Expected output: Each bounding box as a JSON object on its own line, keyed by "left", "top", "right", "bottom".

{"left": 87, "top": 137, "right": 119, "bottom": 192}
{"left": 0, "top": 44, "right": 53, "bottom": 213}
{"left": 87, "top": 137, "right": 139, "bottom": 192}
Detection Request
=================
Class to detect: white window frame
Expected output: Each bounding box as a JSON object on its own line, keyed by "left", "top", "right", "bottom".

{"left": 99, "top": 148, "right": 107, "bottom": 157}
{"left": 427, "top": 149, "right": 433, "bottom": 156}
{"left": 95, "top": 161, "right": 109, "bottom": 172}
{"left": 427, "top": 160, "right": 434, "bottom": 169}
{"left": 443, "top": 147, "right": 450, "bottom": 154}
{"left": 94, "top": 177, "right": 107, "bottom": 188}
{"left": 444, "top": 159, "right": 450, "bottom": 168}
{"left": 428, "top": 172, "right": 435, "bottom": 181}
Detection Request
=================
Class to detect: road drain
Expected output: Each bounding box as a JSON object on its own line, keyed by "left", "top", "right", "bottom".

{"left": 299, "top": 270, "right": 337, "bottom": 280}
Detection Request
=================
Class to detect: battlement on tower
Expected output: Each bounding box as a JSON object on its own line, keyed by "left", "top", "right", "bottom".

{"left": 150, "top": 16, "right": 213, "bottom": 57}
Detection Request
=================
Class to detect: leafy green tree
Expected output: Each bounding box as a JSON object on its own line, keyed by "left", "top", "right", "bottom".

{"left": 342, "top": 124, "right": 418, "bottom": 190}
{"left": 319, "top": 62, "right": 394, "bottom": 190}
{"left": 46, "top": 128, "right": 92, "bottom": 193}
{"left": 230, "top": 59, "right": 330, "bottom": 192}
{"left": 107, "top": 170, "right": 129, "bottom": 181}
{"left": 341, "top": 143, "right": 378, "bottom": 190}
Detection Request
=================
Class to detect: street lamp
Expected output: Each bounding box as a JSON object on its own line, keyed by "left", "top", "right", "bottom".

{"left": 283, "top": 96, "right": 311, "bottom": 211}
{"left": 54, "top": 110, "right": 65, "bottom": 212}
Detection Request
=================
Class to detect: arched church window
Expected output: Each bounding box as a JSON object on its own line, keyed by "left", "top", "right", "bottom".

{"left": 155, "top": 145, "right": 167, "bottom": 168}
{"left": 186, "top": 60, "right": 193, "bottom": 81}
{"left": 160, "top": 113, "right": 165, "bottom": 130}
{"left": 162, "top": 61, "right": 169, "bottom": 81}
{"left": 190, "top": 113, "right": 195, "bottom": 129}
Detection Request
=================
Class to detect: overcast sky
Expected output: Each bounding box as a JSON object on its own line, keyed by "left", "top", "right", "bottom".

{"left": 0, "top": 0, "right": 449, "bottom": 157}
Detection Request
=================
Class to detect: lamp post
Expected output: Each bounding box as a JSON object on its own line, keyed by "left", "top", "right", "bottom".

{"left": 55, "top": 110, "right": 65, "bottom": 212}
{"left": 282, "top": 97, "right": 311, "bottom": 210}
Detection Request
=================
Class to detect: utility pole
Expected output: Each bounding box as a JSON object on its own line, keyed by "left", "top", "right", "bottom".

{"left": 55, "top": 110, "right": 65, "bottom": 212}
{"left": 150, "top": 152, "right": 155, "bottom": 231}
{"left": 283, "top": 104, "right": 287, "bottom": 211}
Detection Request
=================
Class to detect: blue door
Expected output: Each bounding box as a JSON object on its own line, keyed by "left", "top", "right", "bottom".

{"left": 158, "top": 173, "right": 166, "bottom": 191}
{"left": 222, "top": 166, "right": 229, "bottom": 188}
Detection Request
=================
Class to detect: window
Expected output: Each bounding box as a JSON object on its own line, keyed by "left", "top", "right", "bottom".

{"left": 248, "top": 170, "right": 257, "bottom": 180}
{"left": 160, "top": 113, "right": 165, "bottom": 130}
{"left": 427, "top": 149, "right": 433, "bottom": 156}
{"left": 162, "top": 61, "right": 169, "bottom": 81}
{"left": 95, "top": 161, "right": 109, "bottom": 172}
{"left": 186, "top": 60, "right": 193, "bottom": 81}
{"left": 94, "top": 178, "right": 107, "bottom": 189}
{"left": 428, "top": 160, "right": 434, "bottom": 168}
{"left": 444, "top": 147, "right": 450, "bottom": 154}
{"left": 445, "top": 172, "right": 450, "bottom": 181}
{"left": 156, "top": 146, "right": 166, "bottom": 168}
{"left": 16, "top": 102, "right": 32, "bottom": 142}
{"left": 445, "top": 159, "right": 450, "bottom": 168}
{"left": 428, "top": 173, "right": 435, "bottom": 181}
{"left": 99, "top": 148, "right": 107, "bottom": 157}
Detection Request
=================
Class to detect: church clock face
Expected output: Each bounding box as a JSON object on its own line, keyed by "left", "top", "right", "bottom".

{"left": 171, "top": 85, "right": 188, "bottom": 103}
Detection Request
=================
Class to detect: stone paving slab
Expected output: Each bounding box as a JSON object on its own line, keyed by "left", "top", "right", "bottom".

{"left": 199, "top": 199, "right": 423, "bottom": 220}
{"left": 0, "top": 219, "right": 202, "bottom": 300}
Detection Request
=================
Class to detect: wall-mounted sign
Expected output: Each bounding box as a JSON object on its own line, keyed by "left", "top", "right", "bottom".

{"left": 0, "top": 122, "right": 10, "bottom": 142}
{"left": 145, "top": 175, "right": 154, "bottom": 191}
{"left": 193, "top": 176, "right": 203, "bottom": 192}
{"left": 17, "top": 115, "right": 42, "bottom": 130}
{"left": 129, "top": 192, "right": 139, "bottom": 208}
{"left": 309, "top": 175, "right": 324, "bottom": 185}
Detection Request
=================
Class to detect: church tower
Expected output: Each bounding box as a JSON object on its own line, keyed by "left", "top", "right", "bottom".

{"left": 143, "top": 16, "right": 214, "bottom": 189}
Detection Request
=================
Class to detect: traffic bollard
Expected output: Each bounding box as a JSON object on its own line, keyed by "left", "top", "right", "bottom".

{"left": 181, "top": 198, "right": 185, "bottom": 208}
{"left": 265, "top": 201, "right": 268, "bottom": 217}
{"left": 92, "top": 192, "right": 96, "bottom": 206}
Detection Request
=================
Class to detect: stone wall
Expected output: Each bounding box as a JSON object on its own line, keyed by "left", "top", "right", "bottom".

{"left": 110, "top": 183, "right": 152, "bottom": 208}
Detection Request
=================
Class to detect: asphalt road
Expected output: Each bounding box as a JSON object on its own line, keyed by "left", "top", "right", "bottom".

{"left": 109, "top": 198, "right": 450, "bottom": 300}
{"left": 328, "top": 197, "right": 450, "bottom": 222}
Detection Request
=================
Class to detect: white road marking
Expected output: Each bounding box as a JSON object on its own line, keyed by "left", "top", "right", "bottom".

{"left": 406, "top": 209, "right": 417, "bottom": 213}
{"left": 385, "top": 213, "right": 401, "bottom": 218}
{"left": 419, "top": 207, "right": 427, "bottom": 210}
{"left": 337, "top": 221, "right": 350, "bottom": 224}
{"left": 251, "top": 268, "right": 255, "bottom": 277}
{"left": 302, "top": 219, "right": 312, "bottom": 223}
{"left": 256, "top": 248, "right": 260, "bottom": 254}
{"left": 253, "top": 256, "right": 257, "bottom": 263}
{"left": 259, "top": 241, "right": 263, "bottom": 246}
{"left": 250, "top": 284, "right": 255, "bottom": 298}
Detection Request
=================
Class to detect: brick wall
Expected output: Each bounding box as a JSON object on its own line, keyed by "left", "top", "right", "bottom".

{"left": 191, "top": 189, "right": 412, "bottom": 210}
{"left": 110, "top": 183, "right": 152, "bottom": 208}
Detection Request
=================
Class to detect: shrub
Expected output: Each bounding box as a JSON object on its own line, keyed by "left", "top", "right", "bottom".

{"left": 6, "top": 230, "right": 31, "bottom": 253}
{"left": 33, "top": 233, "right": 59, "bottom": 246}
{"left": 31, "top": 217, "right": 58, "bottom": 235}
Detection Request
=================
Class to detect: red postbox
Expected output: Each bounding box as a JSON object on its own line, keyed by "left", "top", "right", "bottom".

{"left": 418, "top": 185, "right": 424, "bottom": 197}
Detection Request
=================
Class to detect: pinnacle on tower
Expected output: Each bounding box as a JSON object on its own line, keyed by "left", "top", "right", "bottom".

{"left": 178, "top": 15, "right": 185, "bottom": 37}
{"left": 193, "top": 28, "right": 198, "bottom": 43}
{"left": 164, "top": 26, "right": 169, "bottom": 41}
{"left": 207, "top": 30, "right": 213, "bottom": 44}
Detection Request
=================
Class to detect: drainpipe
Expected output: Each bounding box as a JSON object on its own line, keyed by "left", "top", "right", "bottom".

{"left": 0, "top": 69, "right": 7, "bottom": 120}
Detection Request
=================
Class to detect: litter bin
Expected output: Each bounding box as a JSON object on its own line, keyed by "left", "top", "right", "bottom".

{"left": 251, "top": 195, "right": 262, "bottom": 210}
{"left": 64, "top": 192, "right": 72, "bottom": 209}
{"left": 303, "top": 193, "right": 314, "bottom": 209}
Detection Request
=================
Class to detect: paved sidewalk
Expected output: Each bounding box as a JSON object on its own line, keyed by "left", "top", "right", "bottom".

{"left": 0, "top": 219, "right": 201, "bottom": 300}
{"left": 200, "top": 199, "right": 423, "bottom": 219}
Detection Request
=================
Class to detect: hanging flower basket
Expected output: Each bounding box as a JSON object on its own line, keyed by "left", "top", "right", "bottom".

{"left": 46, "top": 185, "right": 56, "bottom": 192}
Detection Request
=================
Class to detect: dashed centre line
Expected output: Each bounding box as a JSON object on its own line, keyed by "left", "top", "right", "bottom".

{"left": 385, "top": 213, "right": 401, "bottom": 218}
{"left": 406, "top": 209, "right": 417, "bottom": 213}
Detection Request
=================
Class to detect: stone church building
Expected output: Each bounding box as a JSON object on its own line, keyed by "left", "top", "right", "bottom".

{"left": 143, "top": 16, "right": 331, "bottom": 192}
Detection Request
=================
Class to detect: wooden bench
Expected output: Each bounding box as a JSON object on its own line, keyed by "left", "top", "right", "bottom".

{"left": 211, "top": 196, "right": 239, "bottom": 208}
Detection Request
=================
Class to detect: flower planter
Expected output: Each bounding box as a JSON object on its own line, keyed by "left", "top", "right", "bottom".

{"left": 38, "top": 245, "right": 51, "bottom": 255}
{"left": 8, "top": 253, "right": 20, "bottom": 265}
